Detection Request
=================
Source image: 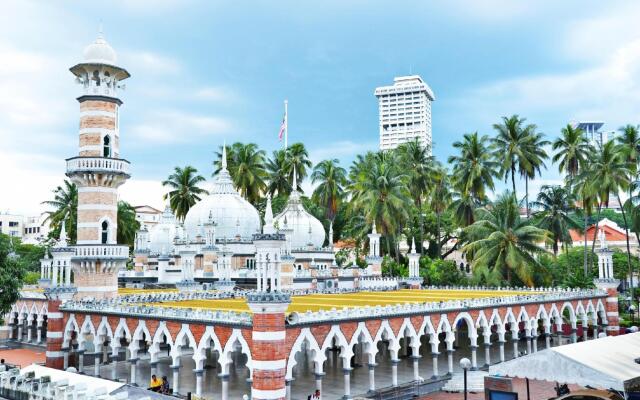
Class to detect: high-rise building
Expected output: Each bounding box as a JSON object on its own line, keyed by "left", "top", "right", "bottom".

{"left": 374, "top": 75, "right": 435, "bottom": 152}
{"left": 573, "top": 121, "right": 616, "bottom": 148}
{"left": 66, "top": 31, "right": 131, "bottom": 298}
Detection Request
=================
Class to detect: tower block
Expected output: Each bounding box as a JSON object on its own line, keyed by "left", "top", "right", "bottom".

{"left": 67, "top": 32, "right": 131, "bottom": 299}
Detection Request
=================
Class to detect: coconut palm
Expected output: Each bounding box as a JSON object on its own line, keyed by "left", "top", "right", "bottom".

{"left": 569, "top": 170, "right": 597, "bottom": 276}
{"left": 552, "top": 124, "right": 592, "bottom": 180}
{"left": 42, "top": 180, "right": 78, "bottom": 243}
{"left": 311, "top": 159, "right": 347, "bottom": 222}
{"left": 531, "top": 185, "right": 579, "bottom": 257}
{"left": 266, "top": 150, "right": 292, "bottom": 197}
{"left": 214, "top": 142, "right": 266, "bottom": 204}
{"left": 429, "top": 164, "right": 452, "bottom": 259}
{"left": 398, "top": 139, "right": 435, "bottom": 253}
{"left": 117, "top": 201, "right": 140, "bottom": 248}
{"left": 491, "top": 115, "right": 536, "bottom": 201}
{"left": 349, "top": 151, "right": 411, "bottom": 256}
{"left": 162, "top": 166, "right": 208, "bottom": 221}
{"left": 451, "top": 191, "right": 477, "bottom": 227}
{"left": 285, "top": 142, "right": 312, "bottom": 189}
{"left": 463, "top": 192, "right": 548, "bottom": 285}
{"left": 519, "top": 130, "right": 549, "bottom": 217}
{"left": 448, "top": 132, "right": 498, "bottom": 202}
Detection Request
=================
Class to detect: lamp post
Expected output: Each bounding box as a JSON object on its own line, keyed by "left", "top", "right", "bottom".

{"left": 460, "top": 358, "right": 471, "bottom": 400}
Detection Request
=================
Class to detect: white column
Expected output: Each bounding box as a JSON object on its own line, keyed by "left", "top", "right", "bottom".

{"left": 391, "top": 360, "right": 398, "bottom": 386}
{"left": 412, "top": 356, "right": 421, "bottom": 381}
{"left": 484, "top": 342, "right": 491, "bottom": 367}
{"left": 447, "top": 349, "right": 454, "bottom": 375}
{"left": 94, "top": 352, "right": 100, "bottom": 376}
{"left": 129, "top": 358, "right": 137, "bottom": 384}
{"left": 526, "top": 335, "right": 532, "bottom": 355}
{"left": 257, "top": 257, "right": 262, "bottom": 291}
{"left": 195, "top": 370, "right": 203, "bottom": 397}
{"left": 65, "top": 265, "right": 71, "bottom": 285}
{"left": 63, "top": 349, "right": 69, "bottom": 370}
{"left": 78, "top": 350, "right": 85, "bottom": 372}
{"left": 52, "top": 265, "right": 59, "bottom": 287}
{"left": 498, "top": 341, "right": 505, "bottom": 363}
{"left": 532, "top": 336, "right": 538, "bottom": 353}
{"left": 40, "top": 263, "right": 44, "bottom": 279}
{"left": 26, "top": 323, "right": 32, "bottom": 342}
{"left": 315, "top": 373, "right": 324, "bottom": 399}
{"left": 431, "top": 352, "right": 439, "bottom": 378}
{"left": 512, "top": 337, "right": 519, "bottom": 358}
{"left": 470, "top": 346, "right": 478, "bottom": 370}
{"left": 545, "top": 333, "right": 551, "bottom": 348}
{"left": 367, "top": 364, "right": 376, "bottom": 393}
{"left": 36, "top": 322, "right": 42, "bottom": 344}
{"left": 171, "top": 366, "right": 180, "bottom": 395}
{"left": 220, "top": 374, "right": 229, "bottom": 400}
{"left": 343, "top": 368, "right": 352, "bottom": 399}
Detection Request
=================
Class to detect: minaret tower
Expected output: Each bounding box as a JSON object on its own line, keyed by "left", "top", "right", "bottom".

{"left": 66, "top": 30, "right": 131, "bottom": 299}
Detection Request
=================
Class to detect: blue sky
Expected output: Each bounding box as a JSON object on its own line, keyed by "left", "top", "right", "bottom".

{"left": 2, "top": 1, "right": 640, "bottom": 214}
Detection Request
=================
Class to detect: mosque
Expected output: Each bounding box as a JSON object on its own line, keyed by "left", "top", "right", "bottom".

{"left": 2, "top": 32, "right": 617, "bottom": 400}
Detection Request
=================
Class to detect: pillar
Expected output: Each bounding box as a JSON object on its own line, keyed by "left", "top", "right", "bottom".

{"left": 526, "top": 335, "right": 532, "bottom": 355}
{"left": 111, "top": 352, "right": 118, "bottom": 380}
{"left": 26, "top": 323, "right": 32, "bottom": 342}
{"left": 593, "top": 325, "right": 599, "bottom": 340}
{"left": 94, "top": 352, "right": 100, "bottom": 376}
{"left": 195, "top": 369, "right": 204, "bottom": 397}
{"left": 63, "top": 349, "right": 69, "bottom": 370}
{"left": 247, "top": 292, "right": 290, "bottom": 400}
{"left": 45, "top": 294, "right": 74, "bottom": 369}
{"left": 150, "top": 362, "right": 158, "bottom": 380}
{"left": 342, "top": 368, "right": 352, "bottom": 400}
{"left": 315, "top": 373, "right": 324, "bottom": 399}
{"left": 391, "top": 360, "right": 399, "bottom": 386}
{"left": 583, "top": 326, "right": 589, "bottom": 341}
{"left": 431, "top": 353, "right": 439, "bottom": 379}
{"left": 129, "top": 358, "right": 137, "bottom": 385}
{"left": 594, "top": 282, "right": 620, "bottom": 336}
{"left": 512, "top": 337, "right": 519, "bottom": 358}
{"left": 36, "top": 323, "right": 42, "bottom": 344}
{"left": 367, "top": 364, "right": 376, "bottom": 394}
{"left": 220, "top": 374, "right": 229, "bottom": 400}
{"left": 78, "top": 350, "right": 85, "bottom": 373}
{"left": 470, "top": 346, "right": 478, "bottom": 370}
{"left": 171, "top": 365, "right": 180, "bottom": 395}
{"left": 532, "top": 336, "right": 538, "bottom": 353}
{"left": 285, "top": 379, "right": 292, "bottom": 400}
{"left": 65, "top": 265, "right": 71, "bottom": 286}
{"left": 446, "top": 349, "right": 454, "bottom": 375}
{"left": 484, "top": 343, "right": 491, "bottom": 367}
{"left": 545, "top": 333, "right": 551, "bottom": 349}
{"left": 571, "top": 329, "right": 578, "bottom": 343}
{"left": 17, "top": 321, "right": 23, "bottom": 342}
{"left": 498, "top": 341, "right": 505, "bottom": 363}
{"left": 411, "top": 356, "right": 421, "bottom": 381}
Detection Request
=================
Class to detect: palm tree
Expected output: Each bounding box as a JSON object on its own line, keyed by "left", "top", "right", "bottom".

{"left": 451, "top": 191, "right": 477, "bottom": 227}
{"left": 398, "top": 139, "right": 435, "bottom": 253}
{"left": 429, "top": 164, "right": 452, "bottom": 259}
{"left": 266, "top": 150, "right": 292, "bottom": 197}
{"left": 569, "top": 170, "right": 597, "bottom": 276}
{"left": 214, "top": 142, "right": 266, "bottom": 204}
{"left": 552, "top": 124, "right": 591, "bottom": 179}
{"left": 519, "top": 130, "right": 549, "bottom": 217}
{"left": 117, "top": 201, "right": 140, "bottom": 248}
{"left": 531, "top": 185, "right": 579, "bottom": 256}
{"left": 42, "top": 180, "right": 78, "bottom": 243}
{"left": 349, "top": 151, "right": 411, "bottom": 256}
{"left": 491, "top": 115, "right": 536, "bottom": 201}
{"left": 449, "top": 132, "right": 498, "bottom": 202}
{"left": 311, "top": 159, "right": 347, "bottom": 222}
{"left": 463, "top": 192, "right": 548, "bottom": 285}
{"left": 162, "top": 166, "right": 208, "bottom": 221}
{"left": 285, "top": 142, "right": 312, "bottom": 189}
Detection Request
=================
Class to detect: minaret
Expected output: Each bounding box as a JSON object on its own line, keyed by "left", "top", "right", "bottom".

{"left": 66, "top": 30, "right": 131, "bottom": 299}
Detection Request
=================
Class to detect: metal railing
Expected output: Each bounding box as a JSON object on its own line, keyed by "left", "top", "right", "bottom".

{"left": 66, "top": 156, "right": 130, "bottom": 175}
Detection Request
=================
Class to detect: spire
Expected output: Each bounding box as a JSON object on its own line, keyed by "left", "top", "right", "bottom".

{"left": 59, "top": 221, "right": 68, "bottom": 247}
{"left": 329, "top": 222, "right": 334, "bottom": 248}
{"left": 264, "top": 194, "right": 275, "bottom": 234}
{"left": 292, "top": 164, "right": 298, "bottom": 192}
{"left": 372, "top": 222, "right": 377, "bottom": 235}
{"left": 221, "top": 141, "right": 228, "bottom": 170}
{"left": 410, "top": 237, "right": 416, "bottom": 254}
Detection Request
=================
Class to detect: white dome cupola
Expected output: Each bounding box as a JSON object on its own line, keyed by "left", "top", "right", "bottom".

{"left": 184, "top": 143, "right": 261, "bottom": 241}
{"left": 148, "top": 205, "right": 177, "bottom": 254}
{"left": 273, "top": 166, "right": 326, "bottom": 249}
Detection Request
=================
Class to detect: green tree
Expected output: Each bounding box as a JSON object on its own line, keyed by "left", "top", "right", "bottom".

{"left": 463, "top": 192, "right": 548, "bottom": 285}
{"left": 42, "top": 180, "right": 78, "bottom": 243}
{"left": 428, "top": 164, "right": 451, "bottom": 259}
{"left": 0, "top": 234, "right": 26, "bottom": 323}
{"left": 311, "top": 159, "right": 347, "bottom": 223}
{"left": 266, "top": 150, "right": 292, "bottom": 197}
{"left": 162, "top": 165, "right": 208, "bottom": 221}
{"left": 552, "top": 124, "right": 591, "bottom": 179}
{"left": 214, "top": 142, "right": 266, "bottom": 204}
{"left": 398, "top": 139, "right": 435, "bottom": 253}
{"left": 449, "top": 132, "right": 497, "bottom": 202}
{"left": 117, "top": 201, "right": 141, "bottom": 249}
{"left": 491, "top": 115, "right": 537, "bottom": 201}
{"left": 531, "top": 185, "right": 580, "bottom": 257}
{"left": 518, "top": 130, "right": 549, "bottom": 217}
{"left": 285, "top": 143, "right": 312, "bottom": 189}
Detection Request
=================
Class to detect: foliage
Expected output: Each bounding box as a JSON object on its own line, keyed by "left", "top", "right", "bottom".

{"left": 162, "top": 165, "right": 208, "bottom": 221}
{"left": 23, "top": 271, "right": 40, "bottom": 285}
{"left": 420, "top": 257, "right": 468, "bottom": 286}
{"left": 382, "top": 256, "right": 407, "bottom": 277}
{"left": 0, "top": 234, "right": 27, "bottom": 324}
{"left": 42, "top": 179, "right": 77, "bottom": 243}
{"left": 311, "top": 159, "right": 347, "bottom": 222}
{"left": 117, "top": 201, "right": 141, "bottom": 249}
{"left": 214, "top": 142, "right": 267, "bottom": 204}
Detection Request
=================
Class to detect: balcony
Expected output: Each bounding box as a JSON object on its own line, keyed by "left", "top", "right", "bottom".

{"left": 73, "top": 244, "right": 130, "bottom": 260}
{"left": 66, "top": 157, "right": 130, "bottom": 176}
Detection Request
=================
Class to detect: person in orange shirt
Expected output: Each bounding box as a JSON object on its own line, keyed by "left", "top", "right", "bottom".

{"left": 149, "top": 374, "right": 162, "bottom": 392}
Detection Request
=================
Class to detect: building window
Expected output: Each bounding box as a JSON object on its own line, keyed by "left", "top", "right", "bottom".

{"left": 101, "top": 221, "right": 109, "bottom": 244}
{"left": 103, "top": 136, "right": 111, "bottom": 158}
{"left": 93, "top": 70, "right": 100, "bottom": 86}
{"left": 9, "top": 221, "right": 18, "bottom": 227}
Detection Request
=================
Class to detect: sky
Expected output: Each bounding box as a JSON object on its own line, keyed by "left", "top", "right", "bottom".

{"left": 2, "top": 0, "right": 640, "bottom": 216}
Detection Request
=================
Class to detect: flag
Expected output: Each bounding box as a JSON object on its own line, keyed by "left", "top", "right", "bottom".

{"left": 278, "top": 114, "right": 286, "bottom": 141}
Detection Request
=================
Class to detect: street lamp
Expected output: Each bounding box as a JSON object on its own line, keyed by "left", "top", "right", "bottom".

{"left": 460, "top": 357, "right": 472, "bottom": 400}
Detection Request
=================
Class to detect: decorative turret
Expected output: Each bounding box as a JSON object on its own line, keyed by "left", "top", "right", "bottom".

{"left": 263, "top": 194, "right": 276, "bottom": 234}
{"left": 366, "top": 222, "right": 383, "bottom": 277}
{"left": 66, "top": 30, "right": 131, "bottom": 299}
{"left": 593, "top": 228, "right": 620, "bottom": 336}
{"left": 407, "top": 238, "right": 421, "bottom": 289}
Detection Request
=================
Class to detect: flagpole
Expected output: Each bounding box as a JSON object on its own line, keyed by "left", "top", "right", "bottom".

{"left": 284, "top": 99, "right": 288, "bottom": 149}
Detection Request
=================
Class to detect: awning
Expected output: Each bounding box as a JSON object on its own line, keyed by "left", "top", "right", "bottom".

{"left": 489, "top": 333, "right": 640, "bottom": 392}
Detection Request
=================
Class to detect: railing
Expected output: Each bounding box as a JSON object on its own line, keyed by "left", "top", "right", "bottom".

{"left": 66, "top": 157, "right": 130, "bottom": 175}
{"left": 74, "top": 245, "right": 129, "bottom": 259}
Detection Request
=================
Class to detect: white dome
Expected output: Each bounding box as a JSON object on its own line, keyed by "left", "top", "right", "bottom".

{"left": 184, "top": 159, "right": 260, "bottom": 241}
{"left": 274, "top": 191, "right": 326, "bottom": 249}
{"left": 83, "top": 34, "right": 117, "bottom": 65}
{"left": 148, "top": 207, "right": 177, "bottom": 254}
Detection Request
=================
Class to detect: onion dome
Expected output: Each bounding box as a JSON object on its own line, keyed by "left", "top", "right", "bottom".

{"left": 148, "top": 205, "right": 177, "bottom": 254}
{"left": 83, "top": 30, "right": 118, "bottom": 65}
{"left": 184, "top": 143, "right": 261, "bottom": 241}
{"left": 273, "top": 166, "right": 326, "bottom": 249}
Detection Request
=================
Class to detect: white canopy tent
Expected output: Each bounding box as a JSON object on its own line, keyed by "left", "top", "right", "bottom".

{"left": 489, "top": 333, "right": 640, "bottom": 393}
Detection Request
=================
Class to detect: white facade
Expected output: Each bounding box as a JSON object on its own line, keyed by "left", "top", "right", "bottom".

{"left": 375, "top": 75, "right": 434, "bottom": 152}
{"left": 0, "top": 213, "right": 24, "bottom": 237}
{"left": 573, "top": 121, "right": 616, "bottom": 148}
{"left": 133, "top": 205, "right": 162, "bottom": 227}
{"left": 0, "top": 212, "right": 49, "bottom": 242}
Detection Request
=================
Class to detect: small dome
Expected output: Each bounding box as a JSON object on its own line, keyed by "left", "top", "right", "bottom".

{"left": 274, "top": 190, "right": 326, "bottom": 249}
{"left": 148, "top": 207, "right": 177, "bottom": 254}
{"left": 83, "top": 33, "right": 117, "bottom": 65}
{"left": 184, "top": 145, "right": 261, "bottom": 241}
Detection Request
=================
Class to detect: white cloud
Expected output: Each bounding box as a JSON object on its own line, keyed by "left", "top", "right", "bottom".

{"left": 121, "top": 51, "right": 182, "bottom": 75}
{"left": 130, "top": 110, "right": 232, "bottom": 144}
{"left": 309, "top": 140, "right": 377, "bottom": 164}
{"left": 193, "top": 86, "right": 237, "bottom": 102}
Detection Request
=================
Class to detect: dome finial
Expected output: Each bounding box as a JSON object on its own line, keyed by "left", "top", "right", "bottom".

{"left": 98, "top": 21, "right": 104, "bottom": 39}
{"left": 221, "top": 141, "right": 228, "bottom": 170}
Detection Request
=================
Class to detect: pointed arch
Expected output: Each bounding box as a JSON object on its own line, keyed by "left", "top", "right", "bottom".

{"left": 113, "top": 318, "right": 132, "bottom": 342}
{"left": 63, "top": 314, "right": 79, "bottom": 348}
{"left": 220, "top": 328, "right": 253, "bottom": 376}
{"left": 96, "top": 317, "right": 114, "bottom": 342}
{"left": 285, "top": 328, "right": 323, "bottom": 380}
